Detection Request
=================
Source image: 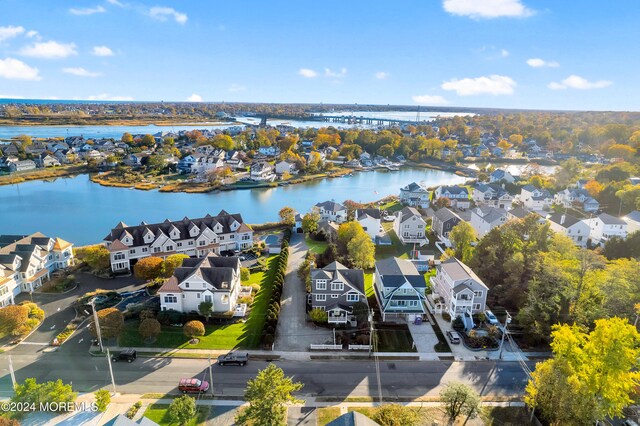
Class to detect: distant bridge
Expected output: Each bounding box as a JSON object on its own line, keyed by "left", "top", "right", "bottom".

{"left": 313, "top": 114, "right": 428, "bottom": 126}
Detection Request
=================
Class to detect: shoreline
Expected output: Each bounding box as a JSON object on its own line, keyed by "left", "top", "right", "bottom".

{"left": 0, "top": 119, "right": 239, "bottom": 128}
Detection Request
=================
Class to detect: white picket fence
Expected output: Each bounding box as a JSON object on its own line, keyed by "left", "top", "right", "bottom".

{"left": 348, "top": 344, "right": 371, "bottom": 351}
{"left": 309, "top": 344, "right": 343, "bottom": 350}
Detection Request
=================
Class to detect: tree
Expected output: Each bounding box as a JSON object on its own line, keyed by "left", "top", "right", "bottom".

{"left": 90, "top": 308, "right": 124, "bottom": 340}
{"left": 121, "top": 132, "right": 133, "bottom": 144}
{"left": 211, "top": 134, "right": 235, "bottom": 151}
{"left": 141, "top": 134, "right": 155, "bottom": 147}
{"left": 433, "top": 197, "right": 451, "bottom": 209}
{"left": 309, "top": 308, "right": 328, "bottom": 323}
{"left": 133, "top": 257, "right": 164, "bottom": 281}
{"left": 138, "top": 318, "right": 161, "bottom": 342}
{"left": 583, "top": 179, "right": 604, "bottom": 197}
{"left": 352, "top": 301, "right": 369, "bottom": 325}
{"left": 0, "top": 305, "right": 29, "bottom": 336}
{"left": 183, "top": 320, "right": 205, "bottom": 341}
{"left": 279, "top": 207, "right": 296, "bottom": 227}
{"left": 168, "top": 395, "right": 197, "bottom": 426}
{"left": 94, "top": 389, "right": 111, "bottom": 412}
{"left": 0, "top": 418, "right": 20, "bottom": 426}
{"left": 13, "top": 378, "right": 77, "bottom": 410}
{"left": 241, "top": 267, "right": 250, "bottom": 281}
{"left": 198, "top": 301, "right": 213, "bottom": 322}
{"left": 236, "top": 363, "right": 303, "bottom": 426}
{"left": 378, "top": 143, "right": 394, "bottom": 158}
{"left": 302, "top": 210, "right": 320, "bottom": 234}
{"left": 347, "top": 232, "right": 375, "bottom": 269}
{"left": 525, "top": 318, "right": 640, "bottom": 425}
{"left": 373, "top": 404, "right": 419, "bottom": 426}
{"left": 81, "top": 245, "right": 110, "bottom": 273}
{"left": 440, "top": 382, "right": 481, "bottom": 423}
{"left": 161, "top": 254, "right": 189, "bottom": 278}
{"left": 15, "top": 134, "right": 32, "bottom": 148}
{"left": 449, "top": 222, "right": 476, "bottom": 264}
{"left": 607, "top": 144, "right": 636, "bottom": 160}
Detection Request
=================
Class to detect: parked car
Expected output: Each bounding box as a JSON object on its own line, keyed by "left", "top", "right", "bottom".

{"left": 446, "top": 330, "right": 461, "bottom": 344}
{"left": 178, "top": 378, "right": 209, "bottom": 394}
{"left": 111, "top": 348, "right": 137, "bottom": 363}
{"left": 217, "top": 352, "right": 249, "bottom": 366}
{"left": 485, "top": 310, "right": 499, "bottom": 326}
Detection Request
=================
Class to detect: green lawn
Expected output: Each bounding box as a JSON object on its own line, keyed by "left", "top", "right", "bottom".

{"left": 120, "top": 255, "right": 279, "bottom": 350}
{"left": 305, "top": 235, "right": 328, "bottom": 254}
{"left": 364, "top": 272, "right": 375, "bottom": 298}
{"left": 379, "top": 200, "right": 404, "bottom": 214}
{"left": 375, "top": 327, "right": 416, "bottom": 352}
{"left": 317, "top": 407, "right": 342, "bottom": 426}
{"left": 143, "top": 403, "right": 210, "bottom": 426}
{"left": 375, "top": 227, "right": 413, "bottom": 260}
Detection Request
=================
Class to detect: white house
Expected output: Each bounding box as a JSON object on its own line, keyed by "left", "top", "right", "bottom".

{"left": 275, "top": 160, "right": 297, "bottom": 176}
{"left": 355, "top": 208, "right": 382, "bottom": 241}
{"left": 489, "top": 169, "right": 515, "bottom": 184}
{"left": 8, "top": 160, "right": 36, "bottom": 173}
{"left": 250, "top": 162, "right": 275, "bottom": 181}
{"left": 158, "top": 255, "right": 241, "bottom": 313}
{"left": 469, "top": 207, "right": 508, "bottom": 238}
{"left": 374, "top": 257, "right": 426, "bottom": 322}
{"left": 399, "top": 182, "right": 430, "bottom": 208}
{"left": 393, "top": 207, "right": 428, "bottom": 246}
{"left": 586, "top": 213, "right": 628, "bottom": 245}
{"left": 315, "top": 201, "right": 347, "bottom": 223}
{"left": 547, "top": 213, "right": 590, "bottom": 247}
{"left": 554, "top": 188, "right": 600, "bottom": 213}
{"left": 623, "top": 211, "right": 640, "bottom": 235}
{"left": 430, "top": 257, "right": 488, "bottom": 329}
{"left": 520, "top": 185, "right": 553, "bottom": 211}
{"left": 472, "top": 184, "right": 514, "bottom": 210}
{"left": 258, "top": 146, "right": 280, "bottom": 157}
{"left": 191, "top": 156, "right": 225, "bottom": 175}
{"left": 433, "top": 185, "right": 470, "bottom": 209}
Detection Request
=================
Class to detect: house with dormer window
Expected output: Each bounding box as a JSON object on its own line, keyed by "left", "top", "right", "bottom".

{"left": 393, "top": 207, "right": 428, "bottom": 246}
{"left": 520, "top": 184, "right": 553, "bottom": 211}
{"left": 158, "top": 255, "right": 241, "bottom": 313}
{"left": 374, "top": 257, "right": 426, "bottom": 322}
{"left": 310, "top": 261, "right": 366, "bottom": 325}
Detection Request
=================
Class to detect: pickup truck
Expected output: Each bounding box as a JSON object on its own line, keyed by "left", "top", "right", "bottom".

{"left": 217, "top": 352, "right": 249, "bottom": 366}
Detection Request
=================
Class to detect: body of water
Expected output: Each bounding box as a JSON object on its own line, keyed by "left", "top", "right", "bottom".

{"left": 0, "top": 167, "right": 466, "bottom": 245}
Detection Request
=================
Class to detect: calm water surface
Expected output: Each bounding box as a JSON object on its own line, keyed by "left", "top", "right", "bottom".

{"left": 0, "top": 168, "right": 466, "bottom": 245}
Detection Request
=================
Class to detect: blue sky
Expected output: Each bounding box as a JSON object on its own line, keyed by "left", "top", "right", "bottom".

{"left": 0, "top": 0, "right": 638, "bottom": 110}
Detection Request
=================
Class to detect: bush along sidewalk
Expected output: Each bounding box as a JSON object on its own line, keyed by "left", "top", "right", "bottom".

{"left": 260, "top": 229, "right": 291, "bottom": 349}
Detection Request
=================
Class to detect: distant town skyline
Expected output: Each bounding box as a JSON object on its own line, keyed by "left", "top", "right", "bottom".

{"left": 0, "top": 0, "right": 638, "bottom": 111}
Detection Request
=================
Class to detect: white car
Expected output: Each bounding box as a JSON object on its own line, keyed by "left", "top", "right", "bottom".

{"left": 485, "top": 310, "right": 499, "bottom": 325}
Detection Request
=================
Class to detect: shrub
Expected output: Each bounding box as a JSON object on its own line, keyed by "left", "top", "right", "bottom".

{"left": 250, "top": 283, "right": 260, "bottom": 293}
{"left": 452, "top": 315, "right": 465, "bottom": 332}
{"left": 139, "top": 318, "right": 161, "bottom": 341}
{"left": 139, "top": 309, "right": 156, "bottom": 321}
{"left": 90, "top": 308, "right": 124, "bottom": 340}
{"left": 238, "top": 296, "right": 253, "bottom": 305}
{"left": 442, "top": 312, "right": 451, "bottom": 321}
{"left": 373, "top": 404, "right": 419, "bottom": 426}
{"left": 0, "top": 304, "right": 32, "bottom": 336}
{"left": 157, "top": 309, "right": 183, "bottom": 325}
{"left": 309, "top": 308, "right": 328, "bottom": 324}
{"left": 183, "top": 320, "right": 205, "bottom": 339}
{"left": 168, "top": 395, "right": 196, "bottom": 425}
{"left": 263, "top": 334, "right": 274, "bottom": 346}
{"left": 240, "top": 267, "right": 250, "bottom": 281}
{"left": 125, "top": 401, "right": 142, "bottom": 419}
{"left": 94, "top": 389, "right": 111, "bottom": 412}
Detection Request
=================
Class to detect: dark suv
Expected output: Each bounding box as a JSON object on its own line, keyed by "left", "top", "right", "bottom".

{"left": 111, "top": 348, "right": 137, "bottom": 363}
{"left": 217, "top": 352, "right": 249, "bottom": 366}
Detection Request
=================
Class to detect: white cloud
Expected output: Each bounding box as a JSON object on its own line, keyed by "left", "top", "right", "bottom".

{"left": 412, "top": 94, "right": 448, "bottom": 105}
{"left": 149, "top": 7, "right": 188, "bottom": 24}
{"left": 87, "top": 93, "right": 133, "bottom": 101}
{"left": 20, "top": 41, "right": 78, "bottom": 59}
{"left": 443, "top": 0, "right": 534, "bottom": 19}
{"left": 298, "top": 68, "right": 318, "bottom": 78}
{"left": 501, "top": 49, "right": 509, "bottom": 57}
{"left": 0, "top": 26, "right": 25, "bottom": 43}
{"left": 63, "top": 67, "right": 102, "bottom": 77}
{"left": 0, "top": 57, "right": 41, "bottom": 81}
{"left": 324, "top": 67, "right": 347, "bottom": 78}
{"left": 374, "top": 71, "right": 390, "bottom": 80}
{"left": 0, "top": 94, "right": 25, "bottom": 99}
{"left": 527, "top": 58, "right": 559, "bottom": 68}
{"left": 26, "top": 30, "right": 39, "bottom": 38}
{"left": 442, "top": 74, "right": 516, "bottom": 96}
{"left": 91, "top": 45, "right": 114, "bottom": 56}
{"left": 548, "top": 75, "right": 612, "bottom": 90}
{"left": 69, "top": 5, "right": 106, "bottom": 15}
{"left": 106, "top": 0, "right": 125, "bottom": 6}
{"left": 228, "top": 84, "right": 246, "bottom": 92}
{"left": 186, "top": 93, "right": 203, "bottom": 102}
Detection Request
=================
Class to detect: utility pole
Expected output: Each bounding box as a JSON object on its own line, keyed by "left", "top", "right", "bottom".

{"left": 498, "top": 311, "right": 512, "bottom": 360}
{"left": 8, "top": 355, "right": 16, "bottom": 389}
{"left": 332, "top": 328, "right": 336, "bottom": 346}
{"left": 368, "top": 310, "right": 374, "bottom": 358}
{"left": 105, "top": 348, "right": 116, "bottom": 394}
{"left": 208, "top": 355, "right": 214, "bottom": 396}
{"left": 91, "top": 298, "right": 104, "bottom": 353}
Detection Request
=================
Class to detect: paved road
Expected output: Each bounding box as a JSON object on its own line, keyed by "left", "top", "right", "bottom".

{"left": 275, "top": 233, "right": 332, "bottom": 351}
{"left": 0, "top": 350, "right": 530, "bottom": 398}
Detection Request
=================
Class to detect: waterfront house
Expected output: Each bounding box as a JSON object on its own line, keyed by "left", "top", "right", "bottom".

{"left": 469, "top": 206, "right": 508, "bottom": 238}
{"left": 225, "top": 158, "right": 245, "bottom": 171}
{"left": 315, "top": 201, "right": 347, "bottom": 223}
{"left": 293, "top": 212, "right": 304, "bottom": 233}
{"left": 158, "top": 254, "right": 241, "bottom": 314}
{"left": 356, "top": 208, "right": 382, "bottom": 241}
{"left": 393, "top": 207, "right": 428, "bottom": 246}
{"left": 374, "top": 257, "right": 426, "bottom": 322}
{"left": 317, "top": 220, "right": 339, "bottom": 242}
{"left": 8, "top": 160, "right": 36, "bottom": 173}
{"left": 586, "top": 213, "right": 628, "bottom": 246}
{"left": 177, "top": 154, "right": 202, "bottom": 173}
{"left": 250, "top": 162, "right": 275, "bottom": 181}
{"left": 35, "top": 154, "right": 61, "bottom": 168}
{"left": 430, "top": 257, "right": 488, "bottom": 329}
{"left": 433, "top": 185, "right": 470, "bottom": 209}
{"left": 0, "top": 233, "right": 74, "bottom": 307}
{"left": 489, "top": 169, "right": 515, "bottom": 184}
{"left": 2, "top": 144, "right": 20, "bottom": 156}
{"left": 547, "top": 213, "right": 590, "bottom": 247}
{"left": 310, "top": 261, "right": 366, "bottom": 325}
{"left": 431, "top": 207, "right": 462, "bottom": 245}
{"left": 275, "top": 160, "right": 297, "bottom": 176}
{"left": 472, "top": 183, "right": 514, "bottom": 210}
{"left": 399, "top": 182, "right": 430, "bottom": 208}
{"left": 258, "top": 146, "right": 280, "bottom": 157}
{"left": 520, "top": 184, "right": 553, "bottom": 211}
{"left": 623, "top": 211, "right": 640, "bottom": 235}
{"left": 103, "top": 211, "right": 253, "bottom": 272}
{"left": 191, "top": 156, "right": 225, "bottom": 175}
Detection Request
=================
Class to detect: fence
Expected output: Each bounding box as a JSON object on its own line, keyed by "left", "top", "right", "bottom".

{"left": 309, "top": 344, "right": 343, "bottom": 350}
{"left": 348, "top": 344, "right": 371, "bottom": 351}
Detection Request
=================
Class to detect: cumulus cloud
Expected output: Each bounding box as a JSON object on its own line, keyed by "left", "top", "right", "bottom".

{"left": 374, "top": 71, "right": 390, "bottom": 80}
{"left": 324, "top": 67, "right": 347, "bottom": 78}
{"left": 228, "top": 84, "right": 246, "bottom": 92}
{"left": 26, "top": 30, "right": 39, "bottom": 39}
{"left": 186, "top": 93, "right": 203, "bottom": 102}
{"left": 412, "top": 94, "right": 448, "bottom": 105}
{"left": 20, "top": 41, "right": 77, "bottom": 59}
{"left": 441, "top": 74, "right": 516, "bottom": 96}
{"left": 149, "top": 7, "right": 188, "bottom": 24}
{"left": 69, "top": 5, "right": 106, "bottom": 15}
{"left": 106, "top": 0, "right": 125, "bottom": 6}
{"left": 0, "top": 58, "right": 41, "bottom": 81}
{"left": 548, "top": 75, "right": 612, "bottom": 90}
{"left": 527, "top": 58, "right": 559, "bottom": 68}
{"left": 0, "top": 26, "right": 25, "bottom": 43}
{"left": 63, "top": 67, "right": 102, "bottom": 77}
{"left": 298, "top": 68, "right": 318, "bottom": 78}
{"left": 443, "top": 0, "right": 534, "bottom": 19}
{"left": 87, "top": 93, "right": 133, "bottom": 101}
{"left": 91, "top": 45, "right": 114, "bottom": 56}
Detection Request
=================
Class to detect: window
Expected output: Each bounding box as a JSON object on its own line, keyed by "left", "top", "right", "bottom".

{"left": 331, "top": 282, "right": 344, "bottom": 291}
{"left": 331, "top": 294, "right": 339, "bottom": 298}
{"left": 197, "top": 293, "right": 200, "bottom": 298}
{"left": 473, "top": 303, "right": 481, "bottom": 310}
{"left": 153, "top": 247, "right": 161, "bottom": 253}
{"left": 347, "top": 294, "right": 359, "bottom": 302}
{"left": 221, "top": 295, "right": 229, "bottom": 304}
{"left": 164, "top": 294, "right": 177, "bottom": 303}
{"left": 204, "top": 295, "right": 212, "bottom": 303}
{"left": 114, "top": 253, "right": 125, "bottom": 260}
{"left": 129, "top": 249, "right": 135, "bottom": 254}
{"left": 316, "top": 294, "right": 326, "bottom": 301}
{"left": 177, "top": 242, "right": 183, "bottom": 248}
{"left": 166, "top": 245, "right": 174, "bottom": 251}
{"left": 316, "top": 280, "right": 327, "bottom": 290}
{"left": 185, "top": 283, "right": 189, "bottom": 288}
{"left": 142, "top": 247, "right": 148, "bottom": 252}
{"left": 473, "top": 291, "right": 483, "bottom": 298}
{"left": 409, "top": 300, "right": 418, "bottom": 307}
{"left": 199, "top": 241, "right": 206, "bottom": 246}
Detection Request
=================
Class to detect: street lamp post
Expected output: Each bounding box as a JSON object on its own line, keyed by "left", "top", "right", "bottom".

{"left": 90, "top": 298, "right": 104, "bottom": 353}
{"left": 498, "top": 311, "right": 512, "bottom": 360}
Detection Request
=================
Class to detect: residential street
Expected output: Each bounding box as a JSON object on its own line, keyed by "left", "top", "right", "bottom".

{"left": 275, "top": 233, "right": 333, "bottom": 351}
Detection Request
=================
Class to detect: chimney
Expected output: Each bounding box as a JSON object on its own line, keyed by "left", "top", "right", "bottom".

{"left": 560, "top": 214, "right": 566, "bottom": 225}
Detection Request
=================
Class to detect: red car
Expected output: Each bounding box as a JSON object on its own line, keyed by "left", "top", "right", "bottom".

{"left": 178, "top": 378, "right": 209, "bottom": 394}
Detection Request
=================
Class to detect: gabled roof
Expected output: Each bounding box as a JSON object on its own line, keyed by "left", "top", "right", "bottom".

{"left": 438, "top": 185, "right": 468, "bottom": 195}
{"left": 108, "top": 239, "right": 129, "bottom": 252}
{"left": 473, "top": 207, "right": 508, "bottom": 224}
{"left": 316, "top": 200, "right": 346, "bottom": 212}
{"left": 401, "top": 182, "right": 428, "bottom": 193}
{"left": 169, "top": 254, "right": 240, "bottom": 292}
{"left": 508, "top": 206, "right": 530, "bottom": 219}
{"left": 598, "top": 213, "right": 627, "bottom": 225}
{"left": 356, "top": 208, "right": 381, "bottom": 220}
{"left": 398, "top": 206, "right": 423, "bottom": 223}
{"left": 157, "top": 276, "right": 183, "bottom": 293}
{"left": 375, "top": 257, "right": 424, "bottom": 289}
{"left": 437, "top": 257, "right": 488, "bottom": 289}
{"left": 433, "top": 207, "right": 461, "bottom": 223}
{"left": 624, "top": 211, "right": 640, "bottom": 223}
{"left": 53, "top": 237, "right": 73, "bottom": 251}
{"left": 548, "top": 213, "right": 584, "bottom": 229}
{"left": 311, "top": 261, "right": 365, "bottom": 295}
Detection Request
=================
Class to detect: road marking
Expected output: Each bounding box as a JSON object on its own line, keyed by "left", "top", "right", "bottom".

{"left": 78, "top": 338, "right": 84, "bottom": 343}
{"left": 50, "top": 325, "right": 56, "bottom": 330}
{"left": 19, "top": 342, "right": 49, "bottom": 346}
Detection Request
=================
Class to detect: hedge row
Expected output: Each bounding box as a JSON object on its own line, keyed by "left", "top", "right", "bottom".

{"left": 260, "top": 230, "right": 292, "bottom": 347}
